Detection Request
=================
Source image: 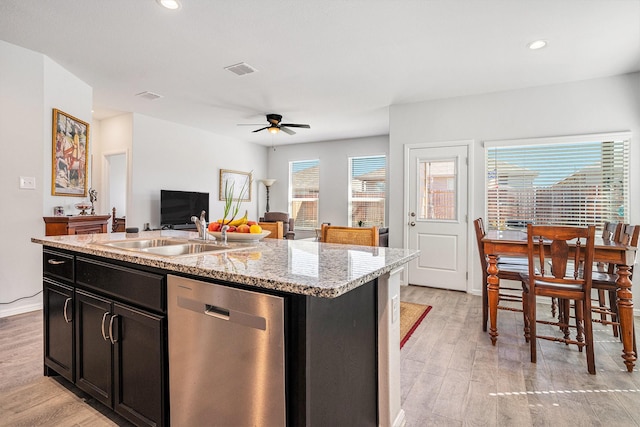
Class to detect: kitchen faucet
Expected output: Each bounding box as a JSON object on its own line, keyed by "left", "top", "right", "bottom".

{"left": 191, "top": 210, "right": 208, "bottom": 241}
{"left": 220, "top": 224, "right": 229, "bottom": 245}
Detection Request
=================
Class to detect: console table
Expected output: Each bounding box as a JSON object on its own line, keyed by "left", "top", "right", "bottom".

{"left": 43, "top": 215, "right": 111, "bottom": 236}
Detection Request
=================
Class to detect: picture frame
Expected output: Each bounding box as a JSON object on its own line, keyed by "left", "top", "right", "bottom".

{"left": 52, "top": 108, "right": 90, "bottom": 197}
{"left": 219, "top": 169, "right": 252, "bottom": 202}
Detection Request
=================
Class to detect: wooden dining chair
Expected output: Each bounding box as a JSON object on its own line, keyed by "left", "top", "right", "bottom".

{"left": 591, "top": 224, "right": 638, "bottom": 341}
{"left": 258, "top": 221, "right": 284, "bottom": 239}
{"left": 473, "top": 218, "right": 529, "bottom": 332}
{"left": 521, "top": 224, "right": 596, "bottom": 374}
{"left": 321, "top": 224, "right": 379, "bottom": 247}
{"left": 591, "top": 221, "right": 623, "bottom": 332}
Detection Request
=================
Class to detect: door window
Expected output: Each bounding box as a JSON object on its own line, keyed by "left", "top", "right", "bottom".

{"left": 419, "top": 159, "right": 456, "bottom": 221}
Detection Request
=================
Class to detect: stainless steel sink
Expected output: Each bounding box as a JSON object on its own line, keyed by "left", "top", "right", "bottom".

{"left": 139, "top": 243, "right": 233, "bottom": 257}
{"left": 101, "top": 238, "right": 187, "bottom": 249}
{"left": 97, "top": 238, "right": 253, "bottom": 258}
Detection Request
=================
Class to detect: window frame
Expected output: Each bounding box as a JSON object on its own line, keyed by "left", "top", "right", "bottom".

{"left": 289, "top": 159, "right": 320, "bottom": 230}
{"left": 348, "top": 155, "right": 387, "bottom": 227}
{"left": 484, "top": 131, "right": 631, "bottom": 231}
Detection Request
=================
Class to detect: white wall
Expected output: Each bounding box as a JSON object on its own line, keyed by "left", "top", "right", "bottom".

{"left": 266, "top": 135, "right": 389, "bottom": 238}
{"left": 0, "top": 41, "right": 92, "bottom": 317}
{"left": 129, "top": 114, "right": 268, "bottom": 230}
{"left": 389, "top": 72, "right": 640, "bottom": 294}
{"left": 94, "top": 113, "right": 133, "bottom": 227}
{"left": 43, "top": 57, "right": 93, "bottom": 216}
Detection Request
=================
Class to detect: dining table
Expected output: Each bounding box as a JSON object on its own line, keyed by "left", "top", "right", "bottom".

{"left": 482, "top": 229, "right": 638, "bottom": 372}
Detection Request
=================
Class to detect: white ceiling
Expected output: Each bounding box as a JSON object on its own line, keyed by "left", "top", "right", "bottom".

{"left": 1, "top": 0, "right": 639, "bottom": 146}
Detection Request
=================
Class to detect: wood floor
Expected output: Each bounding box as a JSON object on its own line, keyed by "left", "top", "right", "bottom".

{"left": 401, "top": 285, "right": 640, "bottom": 427}
{"left": 1, "top": 285, "right": 638, "bottom": 426}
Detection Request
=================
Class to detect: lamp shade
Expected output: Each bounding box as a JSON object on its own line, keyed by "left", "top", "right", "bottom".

{"left": 260, "top": 179, "right": 276, "bottom": 187}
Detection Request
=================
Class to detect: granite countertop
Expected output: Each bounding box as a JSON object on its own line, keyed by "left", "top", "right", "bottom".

{"left": 32, "top": 230, "right": 419, "bottom": 298}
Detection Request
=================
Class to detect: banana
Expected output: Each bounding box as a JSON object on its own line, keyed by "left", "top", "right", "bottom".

{"left": 217, "top": 210, "right": 248, "bottom": 227}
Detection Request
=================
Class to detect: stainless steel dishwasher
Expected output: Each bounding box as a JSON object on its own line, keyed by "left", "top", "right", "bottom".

{"left": 167, "top": 275, "right": 286, "bottom": 426}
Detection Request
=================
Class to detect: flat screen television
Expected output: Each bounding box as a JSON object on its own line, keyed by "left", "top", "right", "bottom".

{"left": 160, "top": 190, "right": 209, "bottom": 229}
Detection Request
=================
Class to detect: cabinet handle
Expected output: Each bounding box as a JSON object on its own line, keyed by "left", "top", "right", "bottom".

{"left": 63, "top": 298, "right": 72, "bottom": 323}
{"left": 101, "top": 312, "right": 111, "bottom": 340}
{"left": 47, "top": 259, "right": 66, "bottom": 265}
{"left": 109, "top": 315, "right": 118, "bottom": 344}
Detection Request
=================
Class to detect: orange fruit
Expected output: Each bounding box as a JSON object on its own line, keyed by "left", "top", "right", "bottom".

{"left": 249, "top": 224, "right": 262, "bottom": 234}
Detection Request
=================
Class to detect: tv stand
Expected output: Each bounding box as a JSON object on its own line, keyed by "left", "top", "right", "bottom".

{"left": 164, "top": 224, "right": 198, "bottom": 231}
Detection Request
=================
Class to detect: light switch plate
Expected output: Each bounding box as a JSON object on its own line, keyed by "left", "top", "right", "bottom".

{"left": 19, "top": 176, "right": 36, "bottom": 189}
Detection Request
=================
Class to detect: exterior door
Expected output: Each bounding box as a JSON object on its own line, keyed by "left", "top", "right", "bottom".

{"left": 407, "top": 145, "right": 468, "bottom": 290}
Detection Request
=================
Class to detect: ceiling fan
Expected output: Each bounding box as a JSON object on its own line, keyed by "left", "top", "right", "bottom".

{"left": 239, "top": 113, "right": 310, "bottom": 135}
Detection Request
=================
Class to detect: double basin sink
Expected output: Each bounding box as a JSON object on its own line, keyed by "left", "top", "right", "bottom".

{"left": 99, "top": 237, "right": 253, "bottom": 258}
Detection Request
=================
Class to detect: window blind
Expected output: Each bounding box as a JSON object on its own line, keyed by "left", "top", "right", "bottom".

{"left": 349, "top": 155, "right": 386, "bottom": 227}
{"left": 486, "top": 138, "right": 629, "bottom": 231}
{"left": 290, "top": 159, "right": 319, "bottom": 229}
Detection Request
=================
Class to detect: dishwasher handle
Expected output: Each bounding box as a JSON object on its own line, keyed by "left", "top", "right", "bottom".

{"left": 177, "top": 296, "right": 267, "bottom": 331}
{"left": 205, "top": 304, "right": 230, "bottom": 321}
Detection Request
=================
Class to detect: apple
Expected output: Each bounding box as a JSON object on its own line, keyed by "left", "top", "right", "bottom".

{"left": 227, "top": 225, "right": 236, "bottom": 232}
{"left": 208, "top": 222, "right": 221, "bottom": 232}
{"left": 247, "top": 220, "right": 257, "bottom": 226}
{"left": 236, "top": 224, "right": 251, "bottom": 233}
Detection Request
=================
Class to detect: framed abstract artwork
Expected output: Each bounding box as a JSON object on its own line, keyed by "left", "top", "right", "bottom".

{"left": 219, "top": 169, "right": 252, "bottom": 202}
{"left": 51, "top": 108, "right": 90, "bottom": 196}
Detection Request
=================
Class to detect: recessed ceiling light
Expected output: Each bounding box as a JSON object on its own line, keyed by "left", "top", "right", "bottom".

{"left": 527, "top": 40, "right": 547, "bottom": 50}
{"left": 157, "top": 0, "right": 181, "bottom": 10}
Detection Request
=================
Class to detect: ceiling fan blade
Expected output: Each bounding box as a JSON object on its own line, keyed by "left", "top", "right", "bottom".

{"left": 252, "top": 126, "right": 269, "bottom": 133}
{"left": 281, "top": 123, "right": 310, "bottom": 129}
{"left": 280, "top": 126, "right": 296, "bottom": 135}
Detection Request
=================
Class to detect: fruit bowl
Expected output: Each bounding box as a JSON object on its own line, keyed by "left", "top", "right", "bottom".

{"left": 207, "top": 230, "right": 271, "bottom": 242}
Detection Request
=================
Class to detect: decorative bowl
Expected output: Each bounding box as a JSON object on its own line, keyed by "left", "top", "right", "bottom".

{"left": 75, "top": 202, "right": 93, "bottom": 215}
{"left": 207, "top": 230, "right": 271, "bottom": 241}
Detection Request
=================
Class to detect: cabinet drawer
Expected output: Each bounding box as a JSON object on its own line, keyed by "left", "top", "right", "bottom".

{"left": 76, "top": 257, "right": 165, "bottom": 313}
{"left": 44, "top": 249, "right": 75, "bottom": 283}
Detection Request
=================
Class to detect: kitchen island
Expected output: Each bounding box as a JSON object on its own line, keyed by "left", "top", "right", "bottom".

{"left": 33, "top": 230, "right": 419, "bottom": 427}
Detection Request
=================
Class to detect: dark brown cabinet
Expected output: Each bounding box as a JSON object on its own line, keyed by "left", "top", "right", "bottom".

{"left": 75, "top": 289, "right": 166, "bottom": 427}
{"left": 75, "top": 290, "right": 113, "bottom": 407}
{"left": 42, "top": 249, "right": 167, "bottom": 427}
{"left": 43, "top": 215, "right": 111, "bottom": 236}
{"left": 43, "top": 279, "right": 74, "bottom": 382}
{"left": 113, "top": 303, "right": 165, "bottom": 426}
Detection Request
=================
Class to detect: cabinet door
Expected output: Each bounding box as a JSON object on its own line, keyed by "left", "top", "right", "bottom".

{"left": 43, "top": 279, "right": 74, "bottom": 382}
{"left": 75, "top": 289, "right": 113, "bottom": 407}
{"left": 112, "top": 303, "right": 166, "bottom": 427}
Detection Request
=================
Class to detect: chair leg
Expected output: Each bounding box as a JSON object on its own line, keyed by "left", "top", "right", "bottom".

{"left": 608, "top": 289, "right": 619, "bottom": 337}
{"left": 522, "top": 287, "right": 530, "bottom": 343}
{"left": 551, "top": 297, "right": 557, "bottom": 318}
{"left": 597, "top": 289, "right": 607, "bottom": 323}
{"left": 530, "top": 291, "right": 537, "bottom": 363}
{"left": 482, "top": 277, "right": 488, "bottom": 332}
{"left": 583, "top": 297, "right": 596, "bottom": 375}
{"left": 575, "top": 299, "right": 584, "bottom": 353}
{"left": 561, "top": 300, "right": 571, "bottom": 342}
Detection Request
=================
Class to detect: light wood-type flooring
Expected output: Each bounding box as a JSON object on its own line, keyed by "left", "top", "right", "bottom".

{"left": 401, "top": 285, "right": 640, "bottom": 426}
{"left": 1, "top": 285, "right": 638, "bottom": 426}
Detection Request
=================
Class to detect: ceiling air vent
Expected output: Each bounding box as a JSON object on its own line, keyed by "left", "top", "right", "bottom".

{"left": 135, "top": 91, "right": 163, "bottom": 100}
{"left": 224, "top": 62, "right": 258, "bottom": 76}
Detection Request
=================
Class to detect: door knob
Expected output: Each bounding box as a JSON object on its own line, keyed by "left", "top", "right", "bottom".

{"left": 410, "top": 221, "right": 416, "bottom": 227}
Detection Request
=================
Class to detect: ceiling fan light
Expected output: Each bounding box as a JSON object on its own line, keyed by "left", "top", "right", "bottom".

{"left": 268, "top": 126, "right": 280, "bottom": 134}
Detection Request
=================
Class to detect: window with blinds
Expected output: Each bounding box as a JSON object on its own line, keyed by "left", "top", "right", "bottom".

{"left": 349, "top": 155, "right": 386, "bottom": 227}
{"left": 485, "top": 135, "right": 630, "bottom": 231}
{"left": 290, "top": 159, "right": 319, "bottom": 229}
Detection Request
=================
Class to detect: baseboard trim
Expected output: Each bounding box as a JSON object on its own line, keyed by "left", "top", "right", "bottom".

{"left": 0, "top": 302, "right": 42, "bottom": 318}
